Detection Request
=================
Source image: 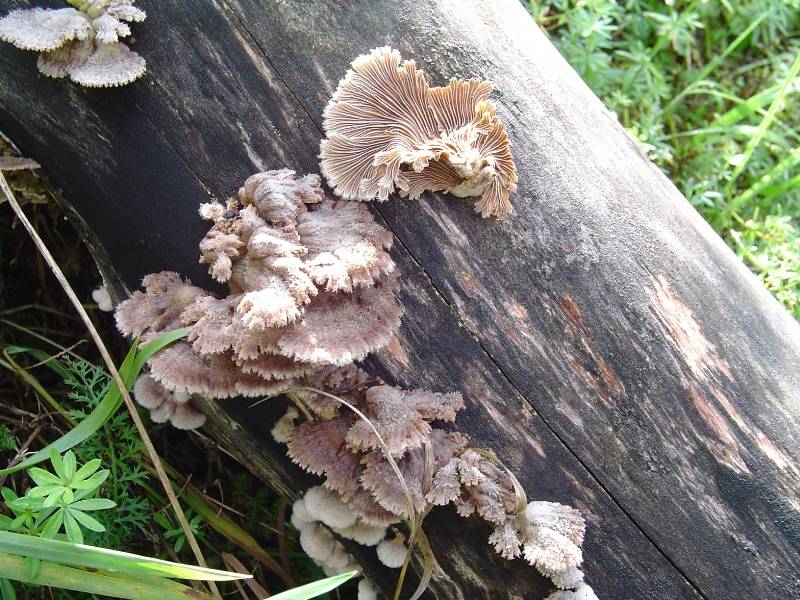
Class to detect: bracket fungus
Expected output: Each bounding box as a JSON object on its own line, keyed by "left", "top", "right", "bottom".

{"left": 279, "top": 375, "right": 596, "bottom": 596}
{"left": 115, "top": 169, "right": 401, "bottom": 422}
{"left": 0, "top": 0, "right": 146, "bottom": 87}
{"left": 320, "top": 46, "right": 518, "bottom": 219}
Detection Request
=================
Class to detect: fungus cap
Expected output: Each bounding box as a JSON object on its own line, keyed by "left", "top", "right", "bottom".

{"left": 546, "top": 583, "right": 599, "bottom": 600}
{"left": 320, "top": 46, "right": 518, "bottom": 219}
{"left": 376, "top": 532, "right": 408, "bottom": 568}
{"left": 303, "top": 486, "right": 357, "bottom": 530}
{"left": 0, "top": 3, "right": 147, "bottom": 87}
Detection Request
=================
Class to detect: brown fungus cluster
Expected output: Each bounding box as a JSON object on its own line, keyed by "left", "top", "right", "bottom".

{"left": 320, "top": 47, "right": 518, "bottom": 220}
{"left": 0, "top": 1, "right": 146, "bottom": 87}
{"left": 281, "top": 376, "right": 594, "bottom": 595}
{"left": 115, "top": 169, "right": 401, "bottom": 416}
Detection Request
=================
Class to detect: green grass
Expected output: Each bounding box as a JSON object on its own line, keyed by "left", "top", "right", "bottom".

{"left": 526, "top": 0, "right": 800, "bottom": 318}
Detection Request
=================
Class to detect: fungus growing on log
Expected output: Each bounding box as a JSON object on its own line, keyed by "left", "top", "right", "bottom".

{"left": 132, "top": 373, "right": 206, "bottom": 430}
{"left": 0, "top": 1, "right": 146, "bottom": 87}
{"left": 115, "top": 169, "right": 400, "bottom": 408}
{"left": 320, "top": 46, "right": 518, "bottom": 219}
{"left": 279, "top": 376, "right": 594, "bottom": 595}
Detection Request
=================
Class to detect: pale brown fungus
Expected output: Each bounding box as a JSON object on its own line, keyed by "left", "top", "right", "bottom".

{"left": 320, "top": 47, "right": 518, "bottom": 219}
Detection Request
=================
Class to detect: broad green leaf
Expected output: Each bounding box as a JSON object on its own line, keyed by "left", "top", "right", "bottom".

{"left": 268, "top": 571, "right": 358, "bottom": 600}
{"left": 0, "top": 532, "right": 249, "bottom": 581}
{"left": 42, "top": 489, "right": 65, "bottom": 508}
{"left": 70, "top": 499, "right": 115, "bottom": 512}
{"left": 0, "top": 489, "right": 16, "bottom": 505}
{"left": 68, "top": 509, "right": 105, "bottom": 533}
{"left": 0, "top": 329, "right": 188, "bottom": 477}
{"left": 0, "top": 553, "right": 213, "bottom": 600}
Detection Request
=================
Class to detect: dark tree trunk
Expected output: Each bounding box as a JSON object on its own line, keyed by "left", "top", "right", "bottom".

{"left": 1, "top": 1, "right": 798, "bottom": 598}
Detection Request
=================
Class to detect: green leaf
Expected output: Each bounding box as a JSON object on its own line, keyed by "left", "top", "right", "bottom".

{"left": 70, "top": 498, "right": 116, "bottom": 512}
{"left": 0, "top": 532, "right": 249, "bottom": 581}
{"left": 0, "top": 577, "right": 15, "bottom": 600}
{"left": 0, "top": 489, "right": 17, "bottom": 505}
{"left": 39, "top": 511, "right": 63, "bottom": 539}
{"left": 0, "top": 553, "right": 214, "bottom": 600}
{"left": 0, "top": 329, "right": 188, "bottom": 477}
{"left": 48, "top": 449, "right": 65, "bottom": 481}
{"left": 8, "top": 497, "right": 43, "bottom": 511}
{"left": 24, "top": 485, "right": 59, "bottom": 498}
{"left": 8, "top": 518, "right": 25, "bottom": 532}
{"left": 68, "top": 509, "right": 105, "bottom": 533}
{"left": 26, "top": 468, "right": 61, "bottom": 487}
{"left": 23, "top": 557, "right": 39, "bottom": 580}
{"left": 62, "top": 452, "right": 77, "bottom": 481}
{"left": 63, "top": 512, "right": 83, "bottom": 544}
{"left": 72, "top": 459, "right": 102, "bottom": 483}
{"left": 268, "top": 571, "right": 358, "bottom": 600}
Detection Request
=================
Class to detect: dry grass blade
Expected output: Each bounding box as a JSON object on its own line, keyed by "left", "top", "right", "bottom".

{"left": 294, "top": 387, "right": 416, "bottom": 534}
{"left": 222, "top": 553, "right": 269, "bottom": 599}
{"left": 0, "top": 171, "right": 221, "bottom": 600}
{"left": 298, "top": 387, "right": 433, "bottom": 600}
{"left": 408, "top": 529, "right": 434, "bottom": 600}
{"left": 393, "top": 438, "right": 435, "bottom": 600}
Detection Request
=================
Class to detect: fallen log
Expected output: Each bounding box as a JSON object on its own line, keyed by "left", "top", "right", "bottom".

{"left": 1, "top": 0, "right": 798, "bottom": 598}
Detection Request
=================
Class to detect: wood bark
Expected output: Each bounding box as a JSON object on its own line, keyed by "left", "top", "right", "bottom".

{"left": 1, "top": 1, "right": 799, "bottom": 598}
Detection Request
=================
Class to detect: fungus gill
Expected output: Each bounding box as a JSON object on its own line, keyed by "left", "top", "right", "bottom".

{"left": 0, "top": 1, "right": 147, "bottom": 87}
{"left": 320, "top": 46, "right": 518, "bottom": 219}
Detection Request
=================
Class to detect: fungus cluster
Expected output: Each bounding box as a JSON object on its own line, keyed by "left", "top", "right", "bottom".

{"left": 320, "top": 47, "right": 518, "bottom": 219}
{"left": 279, "top": 376, "right": 595, "bottom": 596}
{"left": 132, "top": 373, "right": 206, "bottom": 430}
{"left": 0, "top": 0, "right": 146, "bottom": 87}
{"left": 100, "top": 41, "right": 593, "bottom": 596}
{"left": 291, "top": 485, "right": 383, "bottom": 599}
{"left": 115, "top": 169, "right": 400, "bottom": 424}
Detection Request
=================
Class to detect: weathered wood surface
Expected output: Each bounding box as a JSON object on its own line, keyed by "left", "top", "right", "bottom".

{"left": 2, "top": 0, "right": 799, "bottom": 598}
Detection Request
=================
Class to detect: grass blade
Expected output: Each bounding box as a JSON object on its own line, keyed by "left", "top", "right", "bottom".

{"left": 0, "top": 329, "right": 187, "bottom": 476}
{"left": 729, "top": 146, "right": 800, "bottom": 212}
{"left": 0, "top": 577, "right": 15, "bottom": 600}
{"left": 660, "top": 13, "right": 767, "bottom": 119}
{"left": 0, "top": 553, "right": 210, "bottom": 600}
{"left": 0, "top": 532, "right": 249, "bottom": 581}
{"left": 726, "top": 50, "right": 800, "bottom": 192}
{"left": 267, "top": 571, "right": 357, "bottom": 600}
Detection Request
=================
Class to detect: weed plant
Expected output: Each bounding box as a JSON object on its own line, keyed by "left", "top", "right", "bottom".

{"left": 526, "top": 0, "right": 800, "bottom": 317}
